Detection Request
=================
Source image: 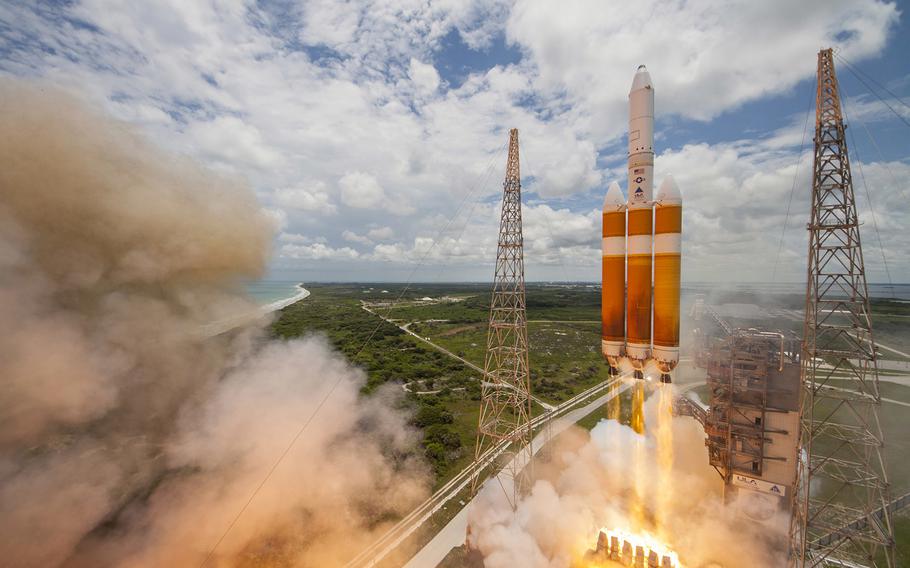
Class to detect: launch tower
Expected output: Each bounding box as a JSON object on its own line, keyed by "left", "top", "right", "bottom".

{"left": 787, "top": 49, "right": 895, "bottom": 567}
{"left": 471, "top": 128, "right": 533, "bottom": 508}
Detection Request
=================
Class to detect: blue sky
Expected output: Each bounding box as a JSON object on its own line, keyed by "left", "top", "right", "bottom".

{"left": 1, "top": 0, "right": 908, "bottom": 283}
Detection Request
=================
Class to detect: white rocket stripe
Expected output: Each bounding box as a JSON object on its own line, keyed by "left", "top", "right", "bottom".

{"left": 653, "top": 233, "right": 681, "bottom": 253}
{"left": 652, "top": 345, "right": 679, "bottom": 363}
{"left": 627, "top": 235, "right": 652, "bottom": 255}
{"left": 626, "top": 343, "right": 651, "bottom": 360}
{"left": 601, "top": 340, "right": 623, "bottom": 357}
{"left": 601, "top": 236, "right": 625, "bottom": 256}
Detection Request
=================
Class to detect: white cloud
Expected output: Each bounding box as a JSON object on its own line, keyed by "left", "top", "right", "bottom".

{"left": 274, "top": 183, "right": 336, "bottom": 214}
{"left": 2, "top": 0, "right": 904, "bottom": 281}
{"left": 261, "top": 207, "right": 287, "bottom": 233}
{"left": 367, "top": 226, "right": 395, "bottom": 241}
{"left": 342, "top": 230, "right": 373, "bottom": 245}
{"left": 408, "top": 58, "right": 440, "bottom": 93}
{"left": 280, "top": 242, "right": 360, "bottom": 261}
{"left": 186, "top": 116, "right": 281, "bottom": 171}
{"left": 506, "top": 0, "right": 899, "bottom": 134}
{"left": 339, "top": 171, "right": 386, "bottom": 209}
{"left": 277, "top": 232, "right": 312, "bottom": 243}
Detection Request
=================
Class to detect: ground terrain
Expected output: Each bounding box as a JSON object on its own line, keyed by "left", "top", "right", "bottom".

{"left": 270, "top": 282, "right": 909, "bottom": 565}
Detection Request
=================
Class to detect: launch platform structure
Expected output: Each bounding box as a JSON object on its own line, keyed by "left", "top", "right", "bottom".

{"left": 471, "top": 128, "right": 534, "bottom": 509}
{"left": 787, "top": 49, "right": 895, "bottom": 567}
{"left": 704, "top": 330, "right": 801, "bottom": 505}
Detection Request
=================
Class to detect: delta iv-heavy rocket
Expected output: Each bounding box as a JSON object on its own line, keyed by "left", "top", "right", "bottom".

{"left": 601, "top": 65, "right": 682, "bottom": 383}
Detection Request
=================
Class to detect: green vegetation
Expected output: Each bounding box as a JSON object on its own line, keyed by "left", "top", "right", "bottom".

{"left": 876, "top": 510, "right": 910, "bottom": 566}
{"left": 272, "top": 282, "right": 909, "bottom": 500}
{"left": 270, "top": 283, "right": 619, "bottom": 486}
{"left": 272, "top": 284, "right": 481, "bottom": 485}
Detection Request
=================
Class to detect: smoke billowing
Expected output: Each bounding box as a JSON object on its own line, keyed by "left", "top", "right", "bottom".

{"left": 0, "top": 81, "right": 429, "bottom": 567}
{"left": 468, "top": 393, "right": 788, "bottom": 567}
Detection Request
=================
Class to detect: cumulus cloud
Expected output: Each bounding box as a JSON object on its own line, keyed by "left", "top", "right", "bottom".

{"left": 409, "top": 58, "right": 441, "bottom": 93}
{"left": 368, "top": 226, "right": 396, "bottom": 240}
{"left": 274, "top": 182, "right": 337, "bottom": 214}
{"left": 343, "top": 229, "right": 374, "bottom": 245}
{"left": 340, "top": 171, "right": 387, "bottom": 209}
{"left": 281, "top": 242, "right": 361, "bottom": 260}
{"left": 1, "top": 0, "right": 904, "bottom": 281}
{"left": 507, "top": 0, "right": 899, "bottom": 130}
{"left": 0, "top": 81, "right": 428, "bottom": 567}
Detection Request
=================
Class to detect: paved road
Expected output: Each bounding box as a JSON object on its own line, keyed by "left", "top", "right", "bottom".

{"left": 403, "top": 384, "right": 631, "bottom": 568}
{"left": 820, "top": 384, "right": 910, "bottom": 408}
{"left": 362, "top": 304, "right": 557, "bottom": 412}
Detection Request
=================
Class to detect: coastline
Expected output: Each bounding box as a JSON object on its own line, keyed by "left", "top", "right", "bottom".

{"left": 263, "top": 283, "right": 310, "bottom": 314}
{"left": 201, "top": 284, "right": 310, "bottom": 337}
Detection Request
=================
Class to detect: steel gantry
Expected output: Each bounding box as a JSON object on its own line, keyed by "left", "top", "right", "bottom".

{"left": 788, "top": 48, "right": 895, "bottom": 568}
{"left": 471, "top": 128, "right": 534, "bottom": 509}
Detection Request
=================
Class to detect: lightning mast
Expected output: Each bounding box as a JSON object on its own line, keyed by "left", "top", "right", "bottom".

{"left": 471, "top": 128, "right": 533, "bottom": 509}
{"left": 788, "top": 49, "right": 895, "bottom": 567}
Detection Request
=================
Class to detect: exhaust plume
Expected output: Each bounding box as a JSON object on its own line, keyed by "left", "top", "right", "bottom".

{"left": 0, "top": 80, "right": 429, "bottom": 567}
{"left": 468, "top": 394, "right": 788, "bottom": 567}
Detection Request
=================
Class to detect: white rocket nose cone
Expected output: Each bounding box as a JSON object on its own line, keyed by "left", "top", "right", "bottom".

{"left": 603, "top": 181, "right": 625, "bottom": 210}
{"left": 631, "top": 65, "right": 653, "bottom": 92}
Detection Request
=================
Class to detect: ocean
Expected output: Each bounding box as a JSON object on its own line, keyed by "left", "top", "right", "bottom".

{"left": 245, "top": 280, "right": 303, "bottom": 306}
{"left": 245, "top": 280, "right": 910, "bottom": 304}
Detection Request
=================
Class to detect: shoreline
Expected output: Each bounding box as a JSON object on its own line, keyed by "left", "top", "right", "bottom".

{"left": 201, "top": 284, "right": 310, "bottom": 337}
{"left": 262, "top": 283, "right": 310, "bottom": 314}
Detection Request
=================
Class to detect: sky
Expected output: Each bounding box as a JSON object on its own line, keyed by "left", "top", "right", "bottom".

{"left": 1, "top": 0, "right": 908, "bottom": 284}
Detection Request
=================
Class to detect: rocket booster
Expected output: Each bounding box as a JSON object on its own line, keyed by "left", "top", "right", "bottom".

{"left": 601, "top": 65, "right": 682, "bottom": 382}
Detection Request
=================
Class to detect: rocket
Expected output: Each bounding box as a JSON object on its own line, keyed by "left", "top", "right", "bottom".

{"left": 601, "top": 65, "right": 682, "bottom": 383}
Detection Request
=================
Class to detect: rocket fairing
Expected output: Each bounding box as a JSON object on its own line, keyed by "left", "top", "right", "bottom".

{"left": 601, "top": 65, "right": 683, "bottom": 382}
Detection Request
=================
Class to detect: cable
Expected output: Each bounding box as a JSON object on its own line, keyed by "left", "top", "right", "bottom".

{"left": 517, "top": 143, "right": 573, "bottom": 283}
{"left": 841, "top": 86, "right": 896, "bottom": 299}
{"left": 426, "top": 143, "right": 506, "bottom": 283}
{"left": 197, "top": 141, "right": 508, "bottom": 568}
{"left": 771, "top": 84, "right": 815, "bottom": 284}
{"left": 835, "top": 52, "right": 910, "bottom": 113}
{"left": 842, "top": 87, "right": 910, "bottom": 204}
{"left": 834, "top": 52, "right": 910, "bottom": 130}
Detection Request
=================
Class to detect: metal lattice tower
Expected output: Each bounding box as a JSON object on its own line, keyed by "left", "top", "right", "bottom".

{"left": 788, "top": 49, "right": 895, "bottom": 567}
{"left": 471, "top": 128, "right": 533, "bottom": 508}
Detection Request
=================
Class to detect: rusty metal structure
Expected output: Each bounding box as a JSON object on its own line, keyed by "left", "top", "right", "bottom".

{"left": 471, "top": 128, "right": 533, "bottom": 508}
{"left": 787, "top": 49, "right": 895, "bottom": 567}
{"left": 704, "top": 330, "right": 801, "bottom": 508}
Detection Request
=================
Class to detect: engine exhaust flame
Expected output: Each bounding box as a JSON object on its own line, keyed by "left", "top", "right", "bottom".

{"left": 584, "top": 527, "right": 682, "bottom": 568}
{"left": 656, "top": 384, "right": 674, "bottom": 538}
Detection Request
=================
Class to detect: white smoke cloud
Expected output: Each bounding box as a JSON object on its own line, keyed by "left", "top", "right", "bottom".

{"left": 0, "top": 80, "right": 429, "bottom": 568}
{"left": 468, "top": 391, "right": 788, "bottom": 567}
